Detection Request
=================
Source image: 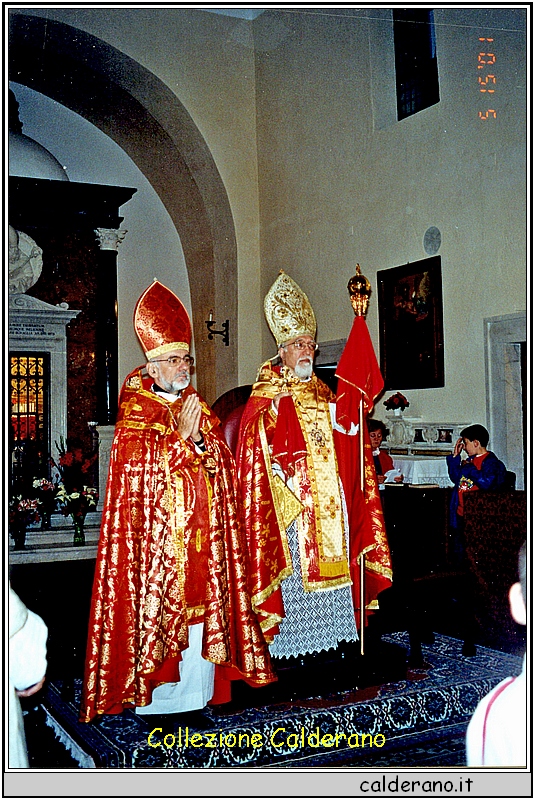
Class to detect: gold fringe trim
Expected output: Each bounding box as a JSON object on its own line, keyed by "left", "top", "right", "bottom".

{"left": 302, "top": 573, "right": 353, "bottom": 593}
{"left": 318, "top": 560, "right": 352, "bottom": 578}
{"left": 252, "top": 565, "right": 294, "bottom": 612}
{"left": 115, "top": 420, "right": 168, "bottom": 434}
{"left": 146, "top": 341, "right": 190, "bottom": 360}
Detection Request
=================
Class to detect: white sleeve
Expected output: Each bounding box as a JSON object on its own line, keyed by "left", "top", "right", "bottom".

{"left": 466, "top": 696, "right": 487, "bottom": 766}
{"left": 10, "top": 609, "right": 48, "bottom": 692}
{"left": 329, "top": 403, "right": 359, "bottom": 435}
{"left": 465, "top": 677, "right": 523, "bottom": 767}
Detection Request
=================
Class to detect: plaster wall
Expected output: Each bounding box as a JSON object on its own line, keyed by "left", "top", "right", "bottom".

{"left": 10, "top": 81, "right": 191, "bottom": 379}
{"left": 13, "top": 7, "right": 527, "bottom": 428}
{"left": 19, "top": 7, "right": 263, "bottom": 385}
{"left": 254, "top": 7, "right": 526, "bottom": 425}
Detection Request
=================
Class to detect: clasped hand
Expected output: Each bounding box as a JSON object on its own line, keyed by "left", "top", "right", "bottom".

{"left": 177, "top": 394, "right": 202, "bottom": 441}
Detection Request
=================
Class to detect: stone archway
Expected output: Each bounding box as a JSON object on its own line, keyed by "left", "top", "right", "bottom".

{"left": 8, "top": 12, "right": 237, "bottom": 403}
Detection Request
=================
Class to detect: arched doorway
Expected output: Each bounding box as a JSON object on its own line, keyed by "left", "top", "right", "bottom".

{"left": 8, "top": 11, "right": 238, "bottom": 403}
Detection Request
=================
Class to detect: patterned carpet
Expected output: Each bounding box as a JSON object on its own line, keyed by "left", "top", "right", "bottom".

{"left": 34, "top": 632, "right": 522, "bottom": 769}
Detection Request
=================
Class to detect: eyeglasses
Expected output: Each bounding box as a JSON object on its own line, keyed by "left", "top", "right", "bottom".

{"left": 285, "top": 340, "right": 318, "bottom": 352}
{"left": 151, "top": 355, "right": 194, "bottom": 367}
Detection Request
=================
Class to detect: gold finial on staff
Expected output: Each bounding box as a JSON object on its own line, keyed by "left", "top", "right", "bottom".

{"left": 347, "top": 263, "right": 372, "bottom": 317}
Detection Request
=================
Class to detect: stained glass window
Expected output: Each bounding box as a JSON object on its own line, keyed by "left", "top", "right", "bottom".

{"left": 10, "top": 352, "right": 50, "bottom": 489}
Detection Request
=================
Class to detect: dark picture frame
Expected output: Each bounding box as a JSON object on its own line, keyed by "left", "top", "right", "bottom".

{"left": 377, "top": 256, "right": 444, "bottom": 390}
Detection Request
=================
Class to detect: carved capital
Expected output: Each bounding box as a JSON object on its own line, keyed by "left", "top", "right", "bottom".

{"left": 94, "top": 227, "right": 127, "bottom": 252}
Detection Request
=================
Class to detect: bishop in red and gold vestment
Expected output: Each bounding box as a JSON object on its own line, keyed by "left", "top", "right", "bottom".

{"left": 81, "top": 281, "right": 273, "bottom": 723}
{"left": 236, "top": 272, "right": 363, "bottom": 658}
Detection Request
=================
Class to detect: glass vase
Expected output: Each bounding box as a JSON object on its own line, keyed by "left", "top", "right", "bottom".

{"left": 40, "top": 511, "right": 51, "bottom": 530}
{"left": 12, "top": 521, "right": 27, "bottom": 550}
{"left": 72, "top": 517, "right": 85, "bottom": 546}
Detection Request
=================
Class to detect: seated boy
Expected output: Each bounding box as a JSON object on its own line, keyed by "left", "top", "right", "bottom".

{"left": 466, "top": 541, "right": 526, "bottom": 766}
{"left": 446, "top": 424, "right": 506, "bottom": 530}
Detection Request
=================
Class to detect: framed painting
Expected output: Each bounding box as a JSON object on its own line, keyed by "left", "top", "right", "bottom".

{"left": 377, "top": 256, "right": 444, "bottom": 390}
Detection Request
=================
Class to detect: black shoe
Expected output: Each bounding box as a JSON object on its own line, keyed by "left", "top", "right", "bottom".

{"left": 407, "top": 646, "right": 424, "bottom": 669}
{"left": 462, "top": 640, "right": 477, "bottom": 657}
{"left": 419, "top": 630, "right": 435, "bottom": 646}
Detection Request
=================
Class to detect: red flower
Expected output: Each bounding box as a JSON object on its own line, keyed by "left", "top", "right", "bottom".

{"left": 383, "top": 392, "right": 410, "bottom": 411}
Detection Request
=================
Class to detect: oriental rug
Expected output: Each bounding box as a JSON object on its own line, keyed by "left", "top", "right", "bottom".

{"left": 37, "top": 633, "right": 522, "bottom": 769}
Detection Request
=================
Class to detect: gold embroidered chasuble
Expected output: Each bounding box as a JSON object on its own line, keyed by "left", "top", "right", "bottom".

{"left": 284, "top": 375, "right": 351, "bottom": 587}
{"left": 236, "top": 361, "right": 352, "bottom": 641}
{"left": 81, "top": 367, "right": 274, "bottom": 722}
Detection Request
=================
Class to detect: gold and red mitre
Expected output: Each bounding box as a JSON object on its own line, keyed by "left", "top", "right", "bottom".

{"left": 134, "top": 280, "right": 192, "bottom": 359}
{"left": 264, "top": 271, "right": 316, "bottom": 347}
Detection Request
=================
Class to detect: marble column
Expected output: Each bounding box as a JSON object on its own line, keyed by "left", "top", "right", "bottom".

{"left": 94, "top": 227, "right": 126, "bottom": 425}
{"left": 94, "top": 424, "right": 115, "bottom": 512}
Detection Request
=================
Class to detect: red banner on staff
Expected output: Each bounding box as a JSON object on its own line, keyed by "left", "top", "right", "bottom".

{"left": 335, "top": 315, "right": 392, "bottom": 617}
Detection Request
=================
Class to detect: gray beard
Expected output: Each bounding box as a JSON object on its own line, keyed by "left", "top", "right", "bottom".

{"left": 158, "top": 374, "right": 191, "bottom": 394}
{"left": 293, "top": 359, "right": 313, "bottom": 380}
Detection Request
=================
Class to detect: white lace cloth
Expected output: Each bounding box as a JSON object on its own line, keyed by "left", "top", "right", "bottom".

{"left": 392, "top": 456, "right": 454, "bottom": 488}
{"left": 269, "top": 519, "right": 358, "bottom": 659}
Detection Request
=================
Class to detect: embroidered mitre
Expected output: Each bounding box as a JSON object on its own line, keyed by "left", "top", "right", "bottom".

{"left": 264, "top": 271, "right": 316, "bottom": 347}
{"left": 134, "top": 280, "right": 192, "bottom": 359}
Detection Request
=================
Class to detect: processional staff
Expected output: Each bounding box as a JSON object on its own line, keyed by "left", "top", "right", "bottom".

{"left": 347, "top": 264, "right": 373, "bottom": 654}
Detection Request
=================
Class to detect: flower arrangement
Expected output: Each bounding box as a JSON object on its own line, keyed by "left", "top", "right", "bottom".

{"left": 55, "top": 484, "right": 98, "bottom": 523}
{"left": 9, "top": 437, "right": 99, "bottom": 547}
{"left": 52, "top": 438, "right": 98, "bottom": 544}
{"left": 32, "top": 477, "right": 58, "bottom": 526}
{"left": 32, "top": 477, "right": 56, "bottom": 493}
{"left": 383, "top": 392, "right": 410, "bottom": 411}
{"left": 10, "top": 496, "right": 40, "bottom": 525}
{"left": 9, "top": 496, "right": 40, "bottom": 549}
{"left": 52, "top": 437, "right": 97, "bottom": 494}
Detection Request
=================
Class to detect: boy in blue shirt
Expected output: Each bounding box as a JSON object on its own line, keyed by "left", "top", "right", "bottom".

{"left": 447, "top": 424, "right": 507, "bottom": 530}
{"left": 446, "top": 425, "right": 507, "bottom": 655}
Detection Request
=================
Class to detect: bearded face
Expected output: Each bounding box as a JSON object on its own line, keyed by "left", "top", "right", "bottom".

{"left": 279, "top": 336, "right": 317, "bottom": 381}
{"left": 147, "top": 350, "right": 193, "bottom": 395}
{"left": 293, "top": 357, "right": 314, "bottom": 380}
{"left": 156, "top": 369, "right": 191, "bottom": 394}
